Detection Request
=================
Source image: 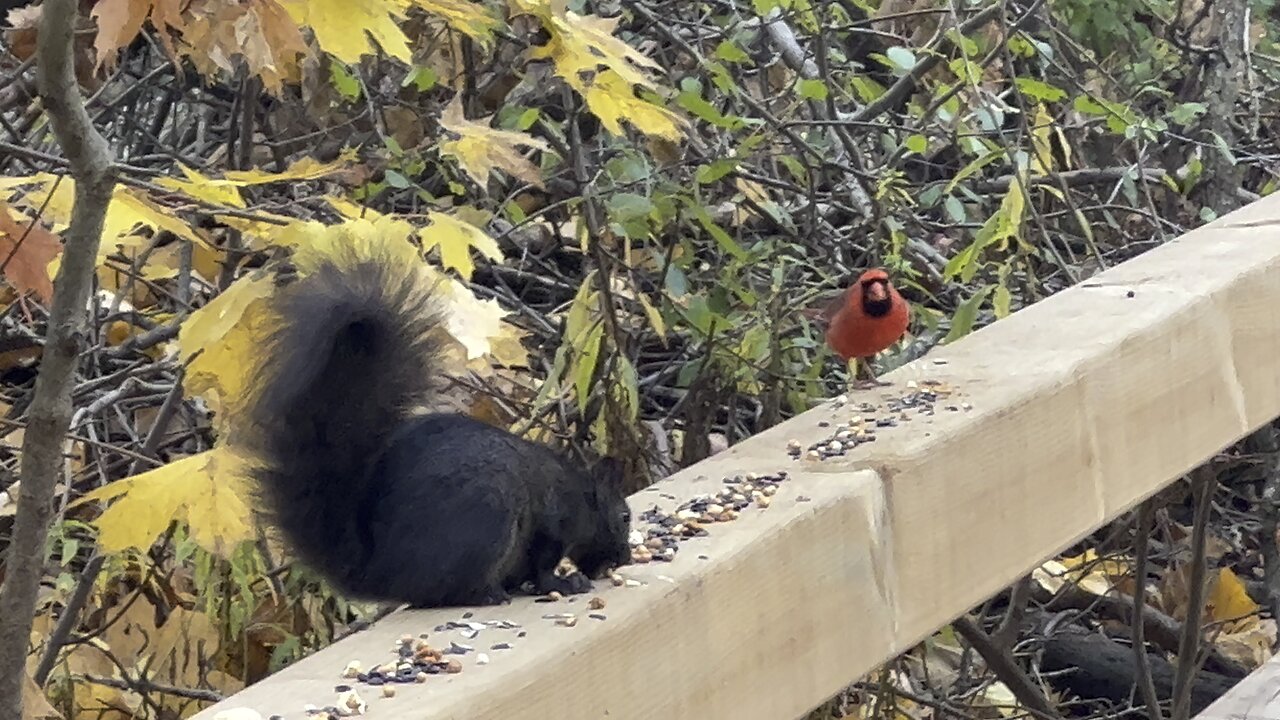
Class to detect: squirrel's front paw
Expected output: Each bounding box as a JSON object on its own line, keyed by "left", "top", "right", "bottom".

{"left": 477, "top": 587, "right": 512, "bottom": 605}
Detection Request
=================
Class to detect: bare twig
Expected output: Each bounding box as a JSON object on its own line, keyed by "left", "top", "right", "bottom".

{"left": 1132, "top": 500, "right": 1166, "bottom": 720}
{"left": 1171, "top": 466, "right": 1219, "bottom": 720}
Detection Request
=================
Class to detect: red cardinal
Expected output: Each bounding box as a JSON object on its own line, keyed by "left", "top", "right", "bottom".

{"left": 818, "top": 268, "right": 910, "bottom": 388}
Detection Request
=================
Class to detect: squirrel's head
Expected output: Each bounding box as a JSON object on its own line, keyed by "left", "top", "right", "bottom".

{"left": 574, "top": 457, "right": 632, "bottom": 577}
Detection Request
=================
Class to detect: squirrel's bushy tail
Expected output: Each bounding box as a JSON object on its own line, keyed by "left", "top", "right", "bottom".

{"left": 240, "top": 251, "right": 444, "bottom": 577}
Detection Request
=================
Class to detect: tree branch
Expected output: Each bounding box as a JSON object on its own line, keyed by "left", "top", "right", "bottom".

{"left": 0, "top": 0, "right": 117, "bottom": 714}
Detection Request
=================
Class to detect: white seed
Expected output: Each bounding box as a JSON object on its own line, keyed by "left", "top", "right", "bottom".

{"left": 337, "top": 689, "right": 366, "bottom": 714}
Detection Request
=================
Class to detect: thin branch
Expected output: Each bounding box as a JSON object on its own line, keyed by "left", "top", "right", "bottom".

{"left": 1171, "top": 466, "right": 1218, "bottom": 720}
{"left": 1132, "top": 500, "right": 1166, "bottom": 720}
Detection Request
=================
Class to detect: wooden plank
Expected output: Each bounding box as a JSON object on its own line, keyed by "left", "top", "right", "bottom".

{"left": 1198, "top": 652, "right": 1280, "bottom": 720}
{"left": 193, "top": 194, "right": 1280, "bottom": 720}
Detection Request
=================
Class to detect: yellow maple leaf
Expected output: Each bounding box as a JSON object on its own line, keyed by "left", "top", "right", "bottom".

{"left": 414, "top": 0, "right": 499, "bottom": 42}
{"left": 584, "top": 70, "right": 686, "bottom": 140}
{"left": 1207, "top": 566, "right": 1260, "bottom": 628}
{"left": 13, "top": 175, "right": 211, "bottom": 251}
{"left": 517, "top": 0, "right": 660, "bottom": 92}
{"left": 223, "top": 149, "right": 359, "bottom": 184}
{"left": 178, "top": 273, "right": 277, "bottom": 418}
{"left": 154, "top": 164, "right": 247, "bottom": 208}
{"left": 421, "top": 211, "right": 502, "bottom": 280}
{"left": 276, "top": 213, "right": 422, "bottom": 272}
{"left": 280, "top": 0, "right": 413, "bottom": 64}
{"left": 438, "top": 95, "right": 552, "bottom": 188}
{"left": 76, "top": 447, "right": 256, "bottom": 557}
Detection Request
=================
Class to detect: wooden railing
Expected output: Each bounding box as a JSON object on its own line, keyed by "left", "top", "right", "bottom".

{"left": 192, "top": 193, "right": 1280, "bottom": 720}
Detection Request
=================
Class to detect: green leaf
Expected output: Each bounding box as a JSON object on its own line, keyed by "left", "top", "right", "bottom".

{"left": 884, "top": 46, "right": 917, "bottom": 72}
{"left": 714, "top": 39, "right": 752, "bottom": 64}
{"left": 850, "top": 76, "right": 886, "bottom": 103}
{"left": 797, "top": 78, "right": 829, "bottom": 101}
{"left": 1208, "top": 131, "right": 1237, "bottom": 165}
{"left": 614, "top": 354, "right": 639, "bottom": 421}
{"left": 943, "top": 195, "right": 966, "bottom": 224}
{"left": 384, "top": 169, "right": 410, "bottom": 188}
{"left": 778, "top": 155, "right": 809, "bottom": 184}
{"left": 695, "top": 159, "right": 738, "bottom": 184}
{"left": 1014, "top": 77, "right": 1066, "bottom": 102}
{"left": 401, "top": 66, "right": 438, "bottom": 92}
{"left": 943, "top": 241, "right": 977, "bottom": 281}
{"left": 993, "top": 284, "right": 1012, "bottom": 319}
{"left": 607, "top": 192, "right": 654, "bottom": 223}
{"left": 1168, "top": 102, "right": 1206, "bottom": 126}
{"left": 574, "top": 323, "right": 604, "bottom": 412}
{"left": 904, "top": 134, "right": 928, "bottom": 154}
{"left": 565, "top": 272, "right": 598, "bottom": 343}
{"left": 329, "top": 62, "right": 361, "bottom": 100}
{"left": 943, "top": 286, "right": 995, "bottom": 344}
{"left": 664, "top": 264, "right": 688, "bottom": 297}
{"left": 945, "top": 149, "right": 1003, "bottom": 194}
{"left": 677, "top": 91, "right": 745, "bottom": 129}
{"left": 516, "top": 108, "right": 541, "bottom": 131}
{"left": 687, "top": 204, "right": 748, "bottom": 259}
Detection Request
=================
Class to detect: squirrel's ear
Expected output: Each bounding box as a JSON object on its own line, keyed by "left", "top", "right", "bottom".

{"left": 595, "top": 457, "right": 625, "bottom": 486}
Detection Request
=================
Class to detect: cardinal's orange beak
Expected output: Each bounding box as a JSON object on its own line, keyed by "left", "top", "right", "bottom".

{"left": 864, "top": 280, "right": 888, "bottom": 302}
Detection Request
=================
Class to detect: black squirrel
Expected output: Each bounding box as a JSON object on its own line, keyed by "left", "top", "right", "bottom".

{"left": 235, "top": 251, "right": 632, "bottom": 608}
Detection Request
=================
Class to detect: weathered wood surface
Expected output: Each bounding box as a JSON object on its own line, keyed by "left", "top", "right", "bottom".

{"left": 1198, "top": 650, "right": 1280, "bottom": 720}
{"left": 193, "top": 194, "right": 1280, "bottom": 720}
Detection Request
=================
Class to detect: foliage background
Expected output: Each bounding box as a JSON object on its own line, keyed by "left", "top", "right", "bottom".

{"left": 0, "top": 0, "right": 1278, "bottom": 717}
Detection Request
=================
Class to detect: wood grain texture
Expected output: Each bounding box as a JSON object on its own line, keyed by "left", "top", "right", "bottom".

{"left": 193, "top": 194, "right": 1280, "bottom": 720}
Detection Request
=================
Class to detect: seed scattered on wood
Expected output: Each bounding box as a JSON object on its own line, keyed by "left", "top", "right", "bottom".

{"left": 588, "top": 596, "right": 606, "bottom": 610}
{"left": 381, "top": 686, "right": 396, "bottom": 698}
{"left": 476, "top": 653, "right": 490, "bottom": 665}
{"left": 445, "top": 659, "right": 463, "bottom": 674}
{"left": 342, "top": 661, "right": 362, "bottom": 679}
{"left": 337, "top": 689, "right": 366, "bottom": 714}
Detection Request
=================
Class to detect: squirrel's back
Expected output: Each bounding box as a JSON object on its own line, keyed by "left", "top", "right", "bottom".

{"left": 237, "top": 249, "right": 631, "bottom": 607}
